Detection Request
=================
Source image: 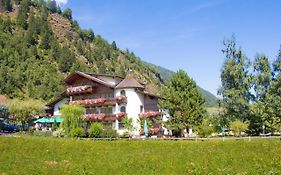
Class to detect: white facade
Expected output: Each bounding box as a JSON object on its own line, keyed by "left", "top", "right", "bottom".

{"left": 53, "top": 98, "right": 69, "bottom": 116}
{"left": 114, "top": 88, "right": 144, "bottom": 136}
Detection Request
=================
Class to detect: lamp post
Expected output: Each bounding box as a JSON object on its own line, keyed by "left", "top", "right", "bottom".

{"left": 262, "top": 125, "right": 265, "bottom": 136}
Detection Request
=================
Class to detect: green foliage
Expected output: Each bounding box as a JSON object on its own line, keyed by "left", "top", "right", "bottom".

{"left": 121, "top": 117, "right": 134, "bottom": 132}
{"left": 0, "top": 0, "right": 12, "bottom": 11}
{"left": 101, "top": 129, "right": 118, "bottom": 138}
{"left": 88, "top": 122, "right": 103, "bottom": 138}
{"left": 0, "top": 104, "right": 9, "bottom": 118}
{"left": 60, "top": 104, "right": 84, "bottom": 135}
{"left": 17, "top": 0, "right": 30, "bottom": 29}
{"left": 8, "top": 99, "right": 43, "bottom": 125}
{"left": 32, "top": 130, "right": 53, "bottom": 137}
{"left": 139, "top": 116, "right": 153, "bottom": 128}
{"left": 46, "top": 0, "right": 58, "bottom": 13}
{"left": 196, "top": 117, "right": 215, "bottom": 138}
{"left": 253, "top": 54, "right": 271, "bottom": 102}
{"left": 52, "top": 128, "right": 65, "bottom": 137}
{"left": 111, "top": 41, "right": 117, "bottom": 50}
{"left": 69, "top": 127, "right": 85, "bottom": 138}
{"left": 159, "top": 70, "right": 206, "bottom": 136}
{"left": 249, "top": 55, "right": 272, "bottom": 135}
{"left": 1, "top": 137, "right": 281, "bottom": 174}
{"left": 218, "top": 37, "right": 252, "bottom": 124}
{"left": 62, "top": 8, "right": 72, "bottom": 20}
{"left": 230, "top": 120, "right": 249, "bottom": 137}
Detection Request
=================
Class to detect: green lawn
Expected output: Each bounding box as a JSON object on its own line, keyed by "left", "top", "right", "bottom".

{"left": 0, "top": 137, "right": 280, "bottom": 175}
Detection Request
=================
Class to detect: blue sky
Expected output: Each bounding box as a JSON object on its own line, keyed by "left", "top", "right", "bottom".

{"left": 60, "top": 0, "right": 281, "bottom": 95}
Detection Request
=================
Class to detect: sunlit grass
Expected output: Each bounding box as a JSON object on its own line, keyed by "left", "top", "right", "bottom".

{"left": 0, "top": 137, "right": 280, "bottom": 174}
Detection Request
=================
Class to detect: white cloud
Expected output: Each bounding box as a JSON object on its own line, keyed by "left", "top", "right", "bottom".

{"left": 54, "top": 0, "right": 68, "bottom": 6}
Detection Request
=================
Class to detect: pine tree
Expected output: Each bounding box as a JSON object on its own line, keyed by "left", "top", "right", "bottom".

{"left": 273, "top": 45, "right": 281, "bottom": 80}
{"left": 159, "top": 70, "right": 206, "bottom": 137}
{"left": 17, "top": 0, "right": 30, "bottom": 30}
{"left": 25, "top": 10, "right": 37, "bottom": 46}
{"left": 249, "top": 54, "right": 272, "bottom": 135}
{"left": 218, "top": 37, "right": 252, "bottom": 125}
{"left": 111, "top": 41, "right": 117, "bottom": 50}
{"left": 0, "top": 0, "right": 12, "bottom": 11}
{"left": 253, "top": 54, "right": 271, "bottom": 102}
{"left": 47, "top": 0, "right": 57, "bottom": 13}
{"left": 62, "top": 8, "right": 72, "bottom": 20}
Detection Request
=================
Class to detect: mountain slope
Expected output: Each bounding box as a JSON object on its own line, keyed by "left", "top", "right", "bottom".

{"left": 148, "top": 64, "right": 218, "bottom": 107}
{"left": 0, "top": 0, "right": 217, "bottom": 107}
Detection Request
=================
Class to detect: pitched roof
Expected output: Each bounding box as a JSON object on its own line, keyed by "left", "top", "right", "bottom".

{"left": 63, "top": 71, "right": 115, "bottom": 88}
{"left": 115, "top": 76, "right": 144, "bottom": 89}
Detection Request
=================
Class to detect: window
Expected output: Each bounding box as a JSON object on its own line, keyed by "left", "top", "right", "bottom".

{"left": 101, "top": 108, "right": 112, "bottom": 114}
{"left": 120, "top": 90, "right": 126, "bottom": 96}
{"left": 120, "top": 106, "right": 126, "bottom": 113}
{"left": 118, "top": 120, "right": 125, "bottom": 130}
{"left": 140, "top": 105, "right": 144, "bottom": 113}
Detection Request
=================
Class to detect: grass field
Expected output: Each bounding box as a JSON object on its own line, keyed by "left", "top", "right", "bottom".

{"left": 0, "top": 137, "right": 280, "bottom": 175}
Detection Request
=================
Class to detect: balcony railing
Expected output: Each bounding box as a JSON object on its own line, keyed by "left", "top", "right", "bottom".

{"left": 69, "top": 98, "right": 116, "bottom": 106}
{"left": 116, "top": 112, "right": 126, "bottom": 120}
{"left": 140, "top": 111, "right": 161, "bottom": 118}
{"left": 116, "top": 95, "right": 127, "bottom": 104}
{"left": 83, "top": 114, "right": 116, "bottom": 123}
{"left": 69, "top": 95, "right": 127, "bottom": 107}
{"left": 66, "top": 85, "right": 95, "bottom": 95}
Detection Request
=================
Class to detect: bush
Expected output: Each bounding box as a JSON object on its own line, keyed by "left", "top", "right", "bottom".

{"left": 230, "top": 120, "right": 249, "bottom": 137}
{"left": 52, "top": 128, "right": 65, "bottom": 137}
{"left": 88, "top": 122, "right": 103, "bottom": 138}
{"left": 32, "top": 131, "right": 53, "bottom": 137}
{"left": 101, "top": 129, "right": 118, "bottom": 138}
{"left": 69, "top": 128, "right": 85, "bottom": 138}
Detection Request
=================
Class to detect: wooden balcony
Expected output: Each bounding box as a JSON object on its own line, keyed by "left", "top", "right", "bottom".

{"left": 116, "top": 95, "right": 127, "bottom": 104}
{"left": 83, "top": 114, "right": 116, "bottom": 123}
{"left": 116, "top": 112, "right": 126, "bottom": 120}
{"left": 69, "top": 98, "right": 116, "bottom": 107}
{"left": 66, "top": 85, "right": 95, "bottom": 95}
{"left": 140, "top": 111, "right": 161, "bottom": 118}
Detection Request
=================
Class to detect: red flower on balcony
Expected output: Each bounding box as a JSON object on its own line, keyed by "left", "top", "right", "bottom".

{"left": 117, "top": 112, "right": 126, "bottom": 120}
{"left": 150, "top": 127, "right": 161, "bottom": 134}
{"left": 141, "top": 111, "right": 161, "bottom": 118}
{"left": 66, "top": 85, "right": 93, "bottom": 95}
{"left": 116, "top": 95, "right": 127, "bottom": 104}
{"left": 69, "top": 98, "right": 116, "bottom": 106}
{"left": 83, "top": 114, "right": 106, "bottom": 122}
{"left": 83, "top": 114, "right": 117, "bottom": 123}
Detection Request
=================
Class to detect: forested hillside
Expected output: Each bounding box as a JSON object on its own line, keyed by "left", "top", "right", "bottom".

{"left": 0, "top": 0, "right": 217, "bottom": 106}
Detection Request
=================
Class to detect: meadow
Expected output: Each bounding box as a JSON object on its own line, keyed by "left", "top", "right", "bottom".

{"left": 0, "top": 136, "right": 280, "bottom": 175}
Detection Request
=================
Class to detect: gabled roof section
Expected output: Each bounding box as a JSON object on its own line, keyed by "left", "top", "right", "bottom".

{"left": 87, "top": 73, "right": 124, "bottom": 80}
{"left": 63, "top": 71, "right": 115, "bottom": 88}
{"left": 135, "top": 89, "right": 162, "bottom": 99}
{"left": 46, "top": 91, "right": 67, "bottom": 106}
{"left": 115, "top": 76, "right": 144, "bottom": 89}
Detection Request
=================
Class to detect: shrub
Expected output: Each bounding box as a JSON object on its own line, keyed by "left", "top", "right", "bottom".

{"left": 28, "top": 127, "right": 34, "bottom": 135}
{"left": 101, "top": 129, "right": 118, "bottom": 138}
{"left": 88, "top": 122, "right": 103, "bottom": 138}
{"left": 69, "top": 128, "right": 85, "bottom": 138}
{"left": 52, "top": 128, "right": 65, "bottom": 137}
{"left": 230, "top": 120, "right": 249, "bottom": 137}
{"left": 32, "top": 131, "right": 52, "bottom": 137}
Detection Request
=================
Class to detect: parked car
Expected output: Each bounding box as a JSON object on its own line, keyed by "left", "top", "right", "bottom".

{"left": 0, "top": 124, "right": 19, "bottom": 132}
